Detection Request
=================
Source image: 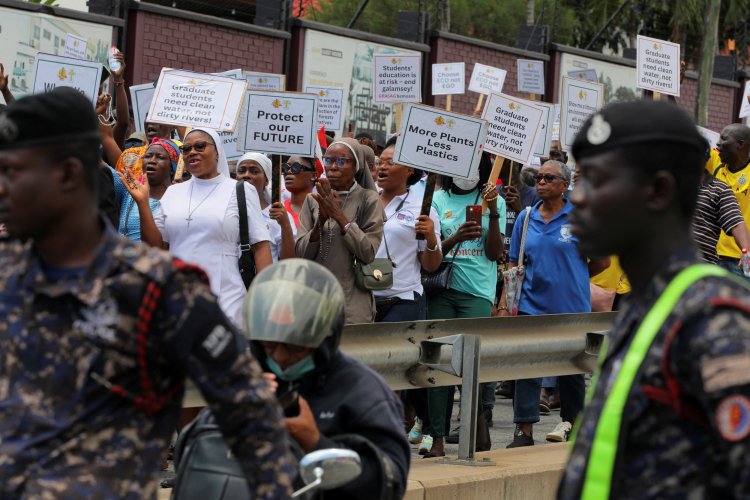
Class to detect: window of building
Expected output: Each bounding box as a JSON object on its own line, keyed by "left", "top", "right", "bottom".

{"left": 34, "top": 26, "right": 40, "bottom": 39}
{"left": 43, "top": 29, "right": 51, "bottom": 40}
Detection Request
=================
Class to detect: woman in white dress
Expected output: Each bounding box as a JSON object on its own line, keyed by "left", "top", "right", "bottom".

{"left": 123, "top": 128, "right": 272, "bottom": 327}
{"left": 235, "top": 152, "right": 296, "bottom": 262}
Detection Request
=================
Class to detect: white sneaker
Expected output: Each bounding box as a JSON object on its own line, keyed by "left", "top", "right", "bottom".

{"left": 418, "top": 435, "right": 433, "bottom": 455}
{"left": 546, "top": 421, "right": 572, "bottom": 442}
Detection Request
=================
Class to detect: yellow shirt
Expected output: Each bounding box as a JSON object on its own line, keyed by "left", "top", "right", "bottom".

{"left": 705, "top": 148, "right": 722, "bottom": 175}
{"left": 713, "top": 159, "right": 750, "bottom": 259}
{"left": 590, "top": 255, "right": 631, "bottom": 295}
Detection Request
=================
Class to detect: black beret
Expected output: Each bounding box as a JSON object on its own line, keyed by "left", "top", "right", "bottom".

{"left": 0, "top": 87, "right": 100, "bottom": 151}
{"left": 572, "top": 99, "right": 707, "bottom": 160}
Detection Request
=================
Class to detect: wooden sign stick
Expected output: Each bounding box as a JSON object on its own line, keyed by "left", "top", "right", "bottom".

{"left": 446, "top": 95, "right": 452, "bottom": 111}
{"left": 272, "top": 155, "right": 281, "bottom": 204}
{"left": 528, "top": 93, "right": 537, "bottom": 101}
{"left": 482, "top": 156, "right": 507, "bottom": 214}
{"left": 416, "top": 173, "right": 438, "bottom": 240}
{"left": 474, "top": 93, "right": 485, "bottom": 115}
{"left": 395, "top": 103, "right": 403, "bottom": 133}
{"left": 173, "top": 126, "right": 192, "bottom": 181}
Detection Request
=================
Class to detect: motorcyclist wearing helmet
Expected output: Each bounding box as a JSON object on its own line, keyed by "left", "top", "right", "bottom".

{"left": 245, "top": 259, "right": 410, "bottom": 500}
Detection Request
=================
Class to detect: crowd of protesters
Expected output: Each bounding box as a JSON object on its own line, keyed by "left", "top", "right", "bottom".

{"left": 2, "top": 52, "right": 750, "bottom": 497}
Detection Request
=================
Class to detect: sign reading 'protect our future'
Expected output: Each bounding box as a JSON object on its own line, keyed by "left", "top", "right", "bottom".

{"left": 239, "top": 91, "right": 318, "bottom": 157}
{"left": 393, "top": 104, "right": 488, "bottom": 180}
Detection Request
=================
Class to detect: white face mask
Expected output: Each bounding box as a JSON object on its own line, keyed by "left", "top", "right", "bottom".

{"left": 452, "top": 176, "right": 479, "bottom": 191}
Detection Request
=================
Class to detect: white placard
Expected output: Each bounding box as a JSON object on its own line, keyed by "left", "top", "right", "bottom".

{"left": 560, "top": 76, "right": 604, "bottom": 152}
{"left": 373, "top": 53, "right": 422, "bottom": 103}
{"left": 63, "top": 33, "right": 88, "bottom": 60}
{"left": 432, "top": 62, "right": 465, "bottom": 95}
{"left": 244, "top": 71, "right": 286, "bottom": 91}
{"left": 481, "top": 93, "right": 544, "bottom": 165}
{"left": 568, "top": 69, "right": 598, "bottom": 82}
{"left": 239, "top": 91, "right": 318, "bottom": 157}
{"left": 517, "top": 59, "right": 545, "bottom": 95}
{"left": 739, "top": 82, "right": 750, "bottom": 119}
{"left": 697, "top": 126, "right": 720, "bottom": 150}
{"left": 130, "top": 82, "right": 156, "bottom": 132}
{"left": 468, "top": 63, "right": 507, "bottom": 95}
{"left": 528, "top": 101, "right": 555, "bottom": 158}
{"left": 393, "top": 104, "right": 487, "bottom": 179}
{"left": 637, "top": 35, "right": 680, "bottom": 97}
{"left": 551, "top": 104, "right": 561, "bottom": 141}
{"left": 305, "top": 85, "right": 345, "bottom": 130}
{"left": 148, "top": 69, "right": 247, "bottom": 132}
{"left": 32, "top": 53, "right": 103, "bottom": 104}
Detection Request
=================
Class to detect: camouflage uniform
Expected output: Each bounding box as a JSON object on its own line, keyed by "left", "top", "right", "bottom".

{"left": 558, "top": 246, "right": 750, "bottom": 499}
{"left": 0, "top": 224, "right": 295, "bottom": 499}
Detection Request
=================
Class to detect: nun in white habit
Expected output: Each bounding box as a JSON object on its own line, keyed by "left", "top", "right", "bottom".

{"left": 129, "top": 127, "right": 272, "bottom": 327}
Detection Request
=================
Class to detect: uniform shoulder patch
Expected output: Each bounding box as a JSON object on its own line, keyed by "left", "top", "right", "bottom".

{"left": 716, "top": 395, "right": 750, "bottom": 442}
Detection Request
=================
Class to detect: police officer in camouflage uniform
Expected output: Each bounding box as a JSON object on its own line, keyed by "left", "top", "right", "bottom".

{"left": 0, "top": 88, "right": 294, "bottom": 498}
{"left": 558, "top": 100, "right": 750, "bottom": 499}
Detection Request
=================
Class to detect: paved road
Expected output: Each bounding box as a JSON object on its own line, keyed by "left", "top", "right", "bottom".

{"left": 409, "top": 389, "right": 564, "bottom": 459}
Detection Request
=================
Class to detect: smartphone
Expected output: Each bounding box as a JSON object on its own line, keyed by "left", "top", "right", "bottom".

{"left": 466, "top": 205, "right": 482, "bottom": 225}
{"left": 276, "top": 386, "right": 300, "bottom": 418}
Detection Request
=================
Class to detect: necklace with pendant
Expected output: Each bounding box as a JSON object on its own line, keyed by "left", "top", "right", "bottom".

{"left": 186, "top": 181, "right": 220, "bottom": 227}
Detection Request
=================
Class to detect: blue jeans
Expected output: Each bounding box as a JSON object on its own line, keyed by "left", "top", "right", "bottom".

{"left": 718, "top": 258, "right": 750, "bottom": 282}
{"left": 377, "top": 292, "right": 426, "bottom": 322}
{"left": 514, "top": 375, "right": 585, "bottom": 424}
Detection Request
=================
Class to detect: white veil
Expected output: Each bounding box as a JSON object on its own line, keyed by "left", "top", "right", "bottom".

{"left": 187, "top": 128, "right": 230, "bottom": 178}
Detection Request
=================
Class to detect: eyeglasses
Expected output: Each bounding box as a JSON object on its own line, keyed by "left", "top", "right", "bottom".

{"left": 374, "top": 158, "right": 395, "bottom": 167}
{"left": 282, "top": 162, "right": 316, "bottom": 175}
{"left": 180, "top": 140, "right": 216, "bottom": 155}
{"left": 323, "top": 156, "right": 354, "bottom": 168}
{"left": 534, "top": 173, "right": 563, "bottom": 184}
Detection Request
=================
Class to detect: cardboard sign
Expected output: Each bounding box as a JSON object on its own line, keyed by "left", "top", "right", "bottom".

{"left": 551, "top": 103, "right": 561, "bottom": 141}
{"left": 697, "top": 126, "right": 720, "bottom": 150}
{"left": 517, "top": 59, "right": 545, "bottom": 95}
{"left": 739, "top": 82, "right": 750, "bottom": 119}
{"left": 393, "top": 103, "right": 487, "bottom": 179}
{"left": 239, "top": 91, "right": 318, "bottom": 157}
{"left": 130, "top": 82, "right": 156, "bottom": 132}
{"left": 373, "top": 53, "right": 421, "bottom": 103}
{"left": 559, "top": 76, "right": 604, "bottom": 152}
{"left": 32, "top": 53, "right": 103, "bottom": 104}
{"left": 148, "top": 69, "right": 247, "bottom": 131}
{"left": 481, "top": 93, "right": 544, "bottom": 165}
{"left": 63, "top": 33, "right": 88, "bottom": 60}
{"left": 432, "top": 62, "right": 465, "bottom": 95}
{"left": 468, "top": 63, "right": 507, "bottom": 95}
{"left": 529, "top": 101, "right": 555, "bottom": 158}
{"left": 305, "top": 85, "right": 345, "bottom": 130}
{"left": 244, "top": 71, "right": 286, "bottom": 91}
{"left": 637, "top": 35, "right": 680, "bottom": 96}
{"left": 568, "top": 69, "right": 598, "bottom": 82}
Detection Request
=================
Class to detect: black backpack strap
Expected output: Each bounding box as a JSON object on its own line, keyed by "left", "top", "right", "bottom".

{"left": 236, "top": 181, "right": 251, "bottom": 252}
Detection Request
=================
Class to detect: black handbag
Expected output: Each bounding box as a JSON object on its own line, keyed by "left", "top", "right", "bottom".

{"left": 236, "top": 182, "right": 256, "bottom": 289}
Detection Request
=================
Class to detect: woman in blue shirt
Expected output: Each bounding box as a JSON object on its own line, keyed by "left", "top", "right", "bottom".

{"left": 500, "top": 159, "right": 609, "bottom": 448}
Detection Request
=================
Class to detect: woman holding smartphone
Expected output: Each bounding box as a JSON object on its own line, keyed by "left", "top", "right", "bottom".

{"left": 422, "top": 152, "right": 505, "bottom": 457}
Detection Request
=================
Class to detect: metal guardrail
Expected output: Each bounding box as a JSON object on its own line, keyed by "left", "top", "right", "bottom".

{"left": 182, "top": 312, "right": 615, "bottom": 408}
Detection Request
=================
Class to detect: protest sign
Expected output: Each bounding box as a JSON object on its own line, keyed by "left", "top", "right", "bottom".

{"left": 551, "top": 104, "right": 561, "bottom": 141}
{"left": 239, "top": 91, "right": 318, "bottom": 157}
{"left": 148, "top": 69, "right": 247, "bottom": 131}
{"left": 697, "top": 126, "right": 720, "bottom": 150}
{"left": 468, "top": 63, "right": 507, "bottom": 95}
{"left": 63, "top": 34, "right": 88, "bottom": 60}
{"left": 32, "top": 53, "right": 103, "bottom": 104}
{"left": 739, "top": 81, "right": 750, "bottom": 119}
{"left": 305, "top": 85, "right": 345, "bottom": 130}
{"left": 393, "top": 103, "right": 487, "bottom": 179}
{"left": 481, "top": 93, "right": 544, "bottom": 165}
{"left": 517, "top": 59, "right": 545, "bottom": 95}
{"left": 568, "top": 69, "right": 598, "bottom": 82}
{"left": 637, "top": 35, "right": 680, "bottom": 96}
{"left": 130, "top": 82, "right": 156, "bottom": 132}
{"left": 244, "top": 71, "right": 286, "bottom": 91}
{"left": 432, "top": 62, "right": 465, "bottom": 95}
{"left": 373, "top": 53, "right": 422, "bottom": 103}
{"left": 528, "top": 101, "right": 555, "bottom": 158}
{"left": 559, "top": 76, "right": 604, "bottom": 152}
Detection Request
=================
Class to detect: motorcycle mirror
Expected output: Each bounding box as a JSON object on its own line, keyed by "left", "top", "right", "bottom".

{"left": 292, "top": 449, "right": 361, "bottom": 497}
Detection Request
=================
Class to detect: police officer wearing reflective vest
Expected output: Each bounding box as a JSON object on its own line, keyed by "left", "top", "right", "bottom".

{"left": 0, "top": 88, "right": 294, "bottom": 497}
{"left": 559, "top": 100, "right": 750, "bottom": 499}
